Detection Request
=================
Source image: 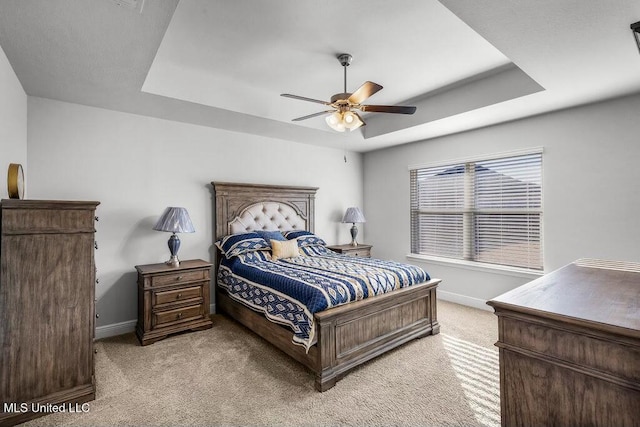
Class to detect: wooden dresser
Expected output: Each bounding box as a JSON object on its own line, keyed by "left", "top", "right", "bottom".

{"left": 135, "top": 259, "right": 213, "bottom": 345}
{"left": 487, "top": 259, "right": 640, "bottom": 427}
{"left": 0, "top": 199, "right": 99, "bottom": 426}
{"left": 326, "top": 243, "right": 372, "bottom": 258}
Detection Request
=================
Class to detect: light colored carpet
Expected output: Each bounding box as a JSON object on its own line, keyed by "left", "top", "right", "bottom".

{"left": 23, "top": 300, "right": 500, "bottom": 427}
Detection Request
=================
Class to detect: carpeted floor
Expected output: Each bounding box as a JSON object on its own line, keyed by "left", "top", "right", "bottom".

{"left": 23, "top": 300, "right": 500, "bottom": 427}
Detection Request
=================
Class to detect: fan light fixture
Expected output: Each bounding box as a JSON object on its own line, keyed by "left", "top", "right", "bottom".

{"left": 632, "top": 21, "right": 640, "bottom": 54}
{"left": 326, "top": 110, "right": 364, "bottom": 132}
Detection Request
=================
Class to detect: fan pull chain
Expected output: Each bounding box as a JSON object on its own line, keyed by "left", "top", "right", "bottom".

{"left": 344, "top": 142, "right": 348, "bottom": 163}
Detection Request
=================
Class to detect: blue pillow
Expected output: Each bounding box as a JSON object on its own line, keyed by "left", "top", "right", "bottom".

{"left": 283, "top": 230, "right": 327, "bottom": 247}
{"left": 254, "top": 230, "right": 286, "bottom": 247}
{"left": 215, "top": 232, "right": 271, "bottom": 258}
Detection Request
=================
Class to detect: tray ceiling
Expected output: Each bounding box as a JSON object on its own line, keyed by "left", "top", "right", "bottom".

{"left": 0, "top": 0, "right": 638, "bottom": 152}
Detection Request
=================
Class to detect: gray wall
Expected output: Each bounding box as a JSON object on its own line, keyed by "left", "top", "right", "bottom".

{"left": 21, "top": 88, "right": 640, "bottom": 329}
{"left": 0, "top": 43, "right": 27, "bottom": 194}
{"left": 27, "top": 97, "right": 364, "bottom": 337}
{"left": 364, "top": 93, "right": 640, "bottom": 309}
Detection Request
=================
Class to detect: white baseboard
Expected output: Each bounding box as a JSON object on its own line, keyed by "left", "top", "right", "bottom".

{"left": 95, "top": 319, "right": 137, "bottom": 340}
{"left": 95, "top": 303, "right": 217, "bottom": 340}
{"left": 437, "top": 290, "right": 493, "bottom": 312}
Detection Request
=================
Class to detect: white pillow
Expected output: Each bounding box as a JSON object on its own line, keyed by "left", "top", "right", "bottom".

{"left": 271, "top": 238, "right": 300, "bottom": 261}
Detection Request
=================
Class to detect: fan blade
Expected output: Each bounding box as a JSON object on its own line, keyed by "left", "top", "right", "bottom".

{"left": 281, "top": 94, "right": 331, "bottom": 105}
{"left": 348, "top": 81, "right": 383, "bottom": 105}
{"left": 292, "top": 110, "right": 335, "bottom": 121}
{"left": 360, "top": 105, "right": 417, "bottom": 114}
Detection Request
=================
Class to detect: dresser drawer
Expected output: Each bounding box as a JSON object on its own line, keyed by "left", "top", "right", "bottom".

{"left": 151, "top": 270, "right": 206, "bottom": 287}
{"left": 154, "top": 286, "right": 202, "bottom": 306}
{"left": 154, "top": 304, "right": 203, "bottom": 328}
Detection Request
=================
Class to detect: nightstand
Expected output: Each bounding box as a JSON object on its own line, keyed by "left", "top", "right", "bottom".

{"left": 326, "top": 243, "right": 372, "bottom": 258}
{"left": 135, "top": 259, "right": 213, "bottom": 345}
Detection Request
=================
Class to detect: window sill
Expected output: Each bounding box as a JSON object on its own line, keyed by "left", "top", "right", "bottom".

{"left": 406, "top": 254, "right": 544, "bottom": 280}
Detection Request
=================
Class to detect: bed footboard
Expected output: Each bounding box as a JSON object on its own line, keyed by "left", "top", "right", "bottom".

{"left": 217, "top": 278, "right": 439, "bottom": 391}
{"left": 313, "top": 278, "right": 440, "bottom": 391}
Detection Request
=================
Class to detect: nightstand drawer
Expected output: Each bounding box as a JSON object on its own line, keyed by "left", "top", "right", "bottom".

{"left": 151, "top": 270, "right": 206, "bottom": 287}
{"left": 344, "top": 249, "right": 370, "bottom": 257}
{"left": 154, "top": 286, "right": 202, "bottom": 306}
{"left": 154, "top": 304, "right": 203, "bottom": 328}
{"left": 327, "top": 244, "right": 372, "bottom": 258}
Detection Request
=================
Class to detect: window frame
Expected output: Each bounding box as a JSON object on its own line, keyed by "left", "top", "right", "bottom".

{"left": 408, "top": 148, "right": 544, "bottom": 273}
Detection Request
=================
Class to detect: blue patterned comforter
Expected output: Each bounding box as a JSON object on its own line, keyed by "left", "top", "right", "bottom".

{"left": 217, "top": 245, "right": 429, "bottom": 350}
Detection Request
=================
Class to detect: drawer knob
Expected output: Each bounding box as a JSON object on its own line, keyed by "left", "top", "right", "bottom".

{"left": 177, "top": 293, "right": 183, "bottom": 299}
{"left": 176, "top": 313, "right": 183, "bottom": 319}
{"left": 176, "top": 276, "right": 183, "bottom": 280}
{"left": 95, "top": 313, "right": 100, "bottom": 318}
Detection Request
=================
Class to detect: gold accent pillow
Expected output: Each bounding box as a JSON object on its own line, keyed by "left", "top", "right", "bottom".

{"left": 271, "top": 238, "right": 300, "bottom": 261}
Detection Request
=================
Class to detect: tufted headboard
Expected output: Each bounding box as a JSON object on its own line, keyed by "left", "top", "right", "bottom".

{"left": 212, "top": 182, "right": 318, "bottom": 241}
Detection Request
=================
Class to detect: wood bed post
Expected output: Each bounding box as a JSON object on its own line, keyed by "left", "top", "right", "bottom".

{"left": 315, "top": 318, "right": 337, "bottom": 391}
{"left": 430, "top": 287, "right": 440, "bottom": 334}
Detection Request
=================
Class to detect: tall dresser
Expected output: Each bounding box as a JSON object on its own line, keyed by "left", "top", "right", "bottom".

{"left": 0, "top": 199, "right": 100, "bottom": 426}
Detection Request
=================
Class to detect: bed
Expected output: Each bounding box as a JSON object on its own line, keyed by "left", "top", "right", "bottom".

{"left": 213, "top": 182, "right": 441, "bottom": 391}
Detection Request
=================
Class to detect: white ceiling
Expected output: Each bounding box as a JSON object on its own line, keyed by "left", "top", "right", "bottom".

{"left": 142, "top": 1, "right": 511, "bottom": 128}
{"left": 1, "top": 0, "right": 639, "bottom": 153}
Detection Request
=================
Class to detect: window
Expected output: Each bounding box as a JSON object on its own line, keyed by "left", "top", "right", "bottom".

{"left": 410, "top": 150, "right": 542, "bottom": 271}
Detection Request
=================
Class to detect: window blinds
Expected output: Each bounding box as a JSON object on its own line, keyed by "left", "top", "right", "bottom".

{"left": 410, "top": 152, "right": 542, "bottom": 270}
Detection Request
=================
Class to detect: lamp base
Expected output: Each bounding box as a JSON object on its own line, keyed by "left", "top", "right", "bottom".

{"left": 166, "top": 233, "right": 181, "bottom": 267}
{"left": 350, "top": 223, "right": 359, "bottom": 246}
{"left": 165, "top": 255, "right": 180, "bottom": 268}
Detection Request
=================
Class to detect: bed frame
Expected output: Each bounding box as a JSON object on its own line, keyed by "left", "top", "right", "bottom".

{"left": 212, "top": 182, "right": 440, "bottom": 391}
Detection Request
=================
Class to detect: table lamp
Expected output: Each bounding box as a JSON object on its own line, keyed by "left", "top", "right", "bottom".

{"left": 153, "top": 207, "right": 195, "bottom": 267}
{"left": 342, "top": 207, "right": 366, "bottom": 246}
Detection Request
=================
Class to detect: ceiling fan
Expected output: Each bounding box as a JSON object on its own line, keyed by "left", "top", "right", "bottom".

{"left": 281, "top": 53, "right": 417, "bottom": 132}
